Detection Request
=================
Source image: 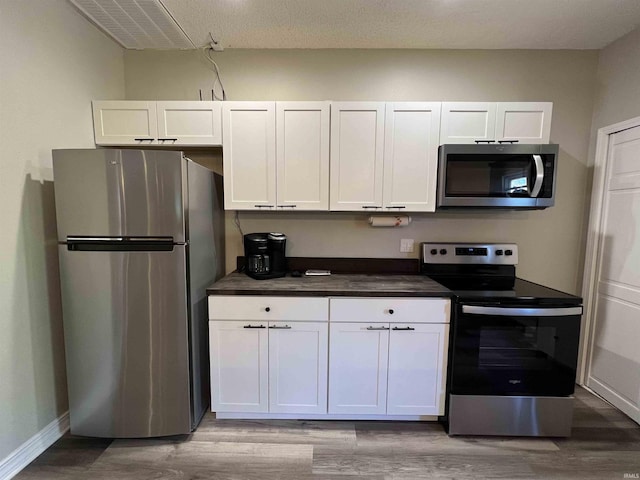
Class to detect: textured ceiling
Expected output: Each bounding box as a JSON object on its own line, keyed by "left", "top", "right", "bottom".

{"left": 160, "top": 0, "right": 640, "bottom": 50}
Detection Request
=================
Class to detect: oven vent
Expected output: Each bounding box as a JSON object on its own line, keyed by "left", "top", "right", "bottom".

{"left": 69, "top": 0, "right": 195, "bottom": 49}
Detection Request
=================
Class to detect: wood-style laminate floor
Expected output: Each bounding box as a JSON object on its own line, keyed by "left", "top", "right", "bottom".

{"left": 15, "top": 387, "right": 640, "bottom": 480}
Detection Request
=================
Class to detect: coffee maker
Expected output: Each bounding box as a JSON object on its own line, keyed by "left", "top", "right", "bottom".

{"left": 244, "top": 233, "right": 287, "bottom": 279}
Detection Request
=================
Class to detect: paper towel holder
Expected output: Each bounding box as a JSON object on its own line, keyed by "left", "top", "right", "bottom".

{"left": 368, "top": 215, "right": 412, "bottom": 227}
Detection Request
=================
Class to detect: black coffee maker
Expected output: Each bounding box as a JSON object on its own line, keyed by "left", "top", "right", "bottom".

{"left": 244, "top": 233, "right": 287, "bottom": 280}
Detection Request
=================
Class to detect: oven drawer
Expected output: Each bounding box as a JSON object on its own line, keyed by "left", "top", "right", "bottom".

{"left": 330, "top": 298, "right": 450, "bottom": 323}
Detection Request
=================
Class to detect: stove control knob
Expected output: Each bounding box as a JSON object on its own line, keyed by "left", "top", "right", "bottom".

{"left": 439, "top": 248, "right": 447, "bottom": 255}
{"left": 505, "top": 249, "right": 513, "bottom": 256}
{"left": 430, "top": 249, "right": 437, "bottom": 255}
{"left": 495, "top": 249, "right": 504, "bottom": 256}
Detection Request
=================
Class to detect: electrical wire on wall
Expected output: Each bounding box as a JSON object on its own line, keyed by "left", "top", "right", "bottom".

{"left": 201, "top": 33, "right": 227, "bottom": 101}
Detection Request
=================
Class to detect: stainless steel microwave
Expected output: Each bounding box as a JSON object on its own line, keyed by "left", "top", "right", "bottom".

{"left": 437, "top": 144, "right": 559, "bottom": 209}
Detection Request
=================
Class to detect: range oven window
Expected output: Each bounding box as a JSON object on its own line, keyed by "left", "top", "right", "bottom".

{"left": 451, "top": 307, "right": 581, "bottom": 396}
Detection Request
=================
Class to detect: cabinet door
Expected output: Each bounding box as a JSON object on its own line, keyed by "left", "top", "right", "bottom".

{"left": 209, "top": 321, "right": 268, "bottom": 412}
{"left": 269, "top": 322, "right": 328, "bottom": 414}
{"left": 387, "top": 323, "right": 449, "bottom": 415}
{"left": 222, "top": 102, "right": 276, "bottom": 210}
{"left": 383, "top": 102, "right": 441, "bottom": 212}
{"left": 328, "top": 322, "right": 389, "bottom": 414}
{"left": 495, "top": 102, "right": 552, "bottom": 144}
{"left": 440, "top": 102, "right": 497, "bottom": 144}
{"left": 276, "top": 102, "right": 330, "bottom": 210}
{"left": 92, "top": 101, "right": 157, "bottom": 145}
{"left": 156, "top": 101, "right": 222, "bottom": 146}
{"left": 330, "top": 102, "right": 385, "bottom": 211}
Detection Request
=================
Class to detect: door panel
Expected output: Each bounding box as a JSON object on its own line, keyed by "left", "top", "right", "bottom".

{"left": 440, "top": 102, "right": 497, "bottom": 144}
{"left": 268, "top": 322, "right": 328, "bottom": 414}
{"left": 58, "top": 245, "right": 191, "bottom": 437}
{"left": 209, "top": 321, "right": 269, "bottom": 412}
{"left": 156, "top": 101, "right": 222, "bottom": 146}
{"left": 92, "top": 101, "right": 157, "bottom": 145}
{"left": 328, "top": 322, "right": 389, "bottom": 414}
{"left": 53, "top": 149, "right": 186, "bottom": 241}
{"left": 588, "top": 125, "right": 640, "bottom": 423}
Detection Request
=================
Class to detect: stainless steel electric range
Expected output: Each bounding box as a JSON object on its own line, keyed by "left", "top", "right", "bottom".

{"left": 421, "top": 243, "right": 583, "bottom": 437}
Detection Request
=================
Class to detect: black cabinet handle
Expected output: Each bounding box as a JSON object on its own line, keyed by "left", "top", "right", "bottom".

{"left": 362, "top": 206, "right": 381, "bottom": 209}
{"left": 158, "top": 138, "right": 178, "bottom": 141}
{"left": 254, "top": 205, "right": 274, "bottom": 208}
{"left": 265, "top": 307, "right": 270, "bottom": 312}
{"left": 367, "top": 326, "right": 390, "bottom": 331}
{"left": 243, "top": 324, "right": 266, "bottom": 329}
{"left": 388, "top": 309, "right": 394, "bottom": 314}
{"left": 387, "top": 206, "right": 406, "bottom": 209}
{"left": 498, "top": 140, "right": 519, "bottom": 144}
{"left": 392, "top": 326, "right": 415, "bottom": 331}
{"left": 278, "top": 205, "right": 297, "bottom": 209}
{"left": 134, "top": 138, "right": 155, "bottom": 141}
{"left": 474, "top": 140, "right": 495, "bottom": 144}
{"left": 268, "top": 325, "right": 291, "bottom": 329}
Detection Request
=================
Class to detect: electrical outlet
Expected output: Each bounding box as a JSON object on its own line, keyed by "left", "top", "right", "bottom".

{"left": 400, "top": 239, "right": 414, "bottom": 253}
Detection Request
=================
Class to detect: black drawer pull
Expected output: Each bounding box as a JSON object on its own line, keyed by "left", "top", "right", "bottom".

{"left": 498, "top": 140, "right": 519, "bottom": 144}
{"left": 392, "top": 326, "right": 415, "bottom": 331}
{"left": 243, "top": 324, "right": 266, "bottom": 329}
{"left": 134, "top": 138, "right": 155, "bottom": 141}
{"left": 268, "top": 325, "right": 291, "bottom": 329}
{"left": 362, "top": 206, "right": 381, "bottom": 209}
{"left": 254, "top": 205, "right": 274, "bottom": 208}
{"left": 474, "top": 140, "right": 495, "bottom": 144}
{"left": 158, "top": 138, "right": 178, "bottom": 141}
{"left": 278, "top": 205, "right": 297, "bottom": 208}
{"left": 367, "top": 326, "right": 390, "bottom": 331}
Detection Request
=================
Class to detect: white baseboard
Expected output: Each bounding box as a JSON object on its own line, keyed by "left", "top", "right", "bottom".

{"left": 0, "top": 411, "right": 69, "bottom": 480}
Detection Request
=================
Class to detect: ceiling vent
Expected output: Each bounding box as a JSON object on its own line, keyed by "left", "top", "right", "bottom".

{"left": 69, "top": 0, "right": 195, "bottom": 49}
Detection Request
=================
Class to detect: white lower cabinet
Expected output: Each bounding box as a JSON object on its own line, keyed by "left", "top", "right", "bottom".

{"left": 208, "top": 295, "right": 450, "bottom": 418}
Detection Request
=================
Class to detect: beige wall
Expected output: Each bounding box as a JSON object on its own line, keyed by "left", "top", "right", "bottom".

{"left": 125, "top": 48, "right": 598, "bottom": 294}
{"left": 0, "top": 0, "right": 124, "bottom": 461}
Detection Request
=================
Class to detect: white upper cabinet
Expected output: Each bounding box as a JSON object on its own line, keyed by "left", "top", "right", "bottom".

{"left": 440, "top": 102, "right": 497, "bottom": 144}
{"left": 383, "top": 102, "right": 441, "bottom": 212}
{"left": 156, "top": 101, "right": 222, "bottom": 145}
{"left": 93, "top": 101, "right": 158, "bottom": 145}
{"left": 222, "top": 101, "right": 330, "bottom": 211}
{"left": 276, "top": 102, "right": 330, "bottom": 210}
{"left": 222, "top": 101, "right": 277, "bottom": 210}
{"left": 495, "top": 102, "right": 552, "bottom": 144}
{"left": 330, "top": 102, "right": 386, "bottom": 211}
{"left": 441, "top": 102, "right": 552, "bottom": 144}
{"left": 92, "top": 100, "right": 222, "bottom": 146}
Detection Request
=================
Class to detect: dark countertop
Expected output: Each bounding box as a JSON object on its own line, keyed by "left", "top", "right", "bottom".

{"left": 206, "top": 272, "right": 452, "bottom": 297}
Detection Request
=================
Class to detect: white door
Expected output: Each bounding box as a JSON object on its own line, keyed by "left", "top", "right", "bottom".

{"left": 222, "top": 102, "right": 276, "bottom": 210}
{"left": 328, "top": 322, "right": 389, "bottom": 414}
{"left": 209, "top": 321, "right": 268, "bottom": 413}
{"left": 156, "top": 101, "right": 222, "bottom": 146}
{"left": 440, "top": 102, "right": 497, "bottom": 144}
{"left": 92, "top": 101, "right": 157, "bottom": 145}
{"left": 586, "top": 126, "right": 640, "bottom": 424}
{"left": 330, "top": 102, "right": 385, "bottom": 211}
{"left": 387, "top": 323, "right": 449, "bottom": 415}
{"left": 268, "top": 322, "right": 328, "bottom": 414}
{"left": 495, "top": 102, "right": 552, "bottom": 144}
{"left": 383, "top": 102, "right": 441, "bottom": 212}
{"left": 276, "top": 102, "right": 330, "bottom": 210}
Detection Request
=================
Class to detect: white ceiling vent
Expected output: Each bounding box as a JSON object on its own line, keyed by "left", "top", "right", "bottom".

{"left": 69, "top": 0, "right": 195, "bottom": 49}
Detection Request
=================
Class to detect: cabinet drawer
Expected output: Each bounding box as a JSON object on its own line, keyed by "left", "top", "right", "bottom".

{"left": 209, "top": 296, "right": 328, "bottom": 321}
{"left": 330, "top": 298, "right": 450, "bottom": 323}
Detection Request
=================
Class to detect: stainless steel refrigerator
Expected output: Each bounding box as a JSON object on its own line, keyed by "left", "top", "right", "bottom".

{"left": 52, "top": 149, "right": 224, "bottom": 438}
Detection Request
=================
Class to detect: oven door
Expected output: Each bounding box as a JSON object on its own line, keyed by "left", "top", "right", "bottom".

{"left": 437, "top": 144, "right": 558, "bottom": 209}
{"left": 451, "top": 304, "right": 582, "bottom": 396}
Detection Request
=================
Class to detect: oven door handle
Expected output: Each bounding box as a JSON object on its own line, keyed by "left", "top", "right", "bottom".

{"left": 462, "top": 305, "right": 583, "bottom": 317}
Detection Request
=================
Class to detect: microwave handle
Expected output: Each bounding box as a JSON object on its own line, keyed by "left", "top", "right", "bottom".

{"left": 530, "top": 154, "right": 544, "bottom": 197}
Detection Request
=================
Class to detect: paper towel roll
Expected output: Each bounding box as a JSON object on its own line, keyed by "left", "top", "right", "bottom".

{"left": 368, "top": 215, "right": 412, "bottom": 227}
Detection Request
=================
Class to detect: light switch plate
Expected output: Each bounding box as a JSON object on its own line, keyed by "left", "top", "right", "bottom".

{"left": 400, "top": 239, "right": 414, "bottom": 253}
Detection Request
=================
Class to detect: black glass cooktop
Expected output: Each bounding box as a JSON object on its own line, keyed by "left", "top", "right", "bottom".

{"left": 429, "top": 276, "right": 582, "bottom": 306}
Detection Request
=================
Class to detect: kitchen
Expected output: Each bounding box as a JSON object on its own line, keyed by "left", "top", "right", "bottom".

{"left": 2, "top": 0, "right": 640, "bottom": 479}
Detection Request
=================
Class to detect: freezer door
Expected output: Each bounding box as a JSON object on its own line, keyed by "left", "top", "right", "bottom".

{"left": 58, "top": 244, "right": 191, "bottom": 437}
{"left": 53, "top": 149, "right": 186, "bottom": 242}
